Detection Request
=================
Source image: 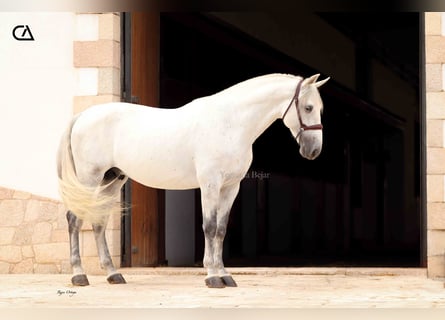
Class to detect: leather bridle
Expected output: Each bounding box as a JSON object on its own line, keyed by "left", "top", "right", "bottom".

{"left": 282, "top": 79, "right": 323, "bottom": 140}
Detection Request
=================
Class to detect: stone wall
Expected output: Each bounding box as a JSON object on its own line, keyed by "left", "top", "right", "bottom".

{"left": 0, "top": 186, "right": 121, "bottom": 274}
{"left": 0, "top": 186, "right": 69, "bottom": 273}
{"left": 426, "top": 12, "right": 445, "bottom": 279}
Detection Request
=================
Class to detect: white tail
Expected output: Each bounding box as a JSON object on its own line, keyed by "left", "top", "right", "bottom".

{"left": 57, "top": 117, "right": 121, "bottom": 225}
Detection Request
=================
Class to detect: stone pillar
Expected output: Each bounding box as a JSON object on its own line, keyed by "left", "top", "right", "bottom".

{"left": 72, "top": 13, "right": 122, "bottom": 274}
{"left": 425, "top": 12, "right": 445, "bottom": 279}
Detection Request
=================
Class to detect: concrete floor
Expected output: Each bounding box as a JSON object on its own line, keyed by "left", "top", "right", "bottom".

{"left": 0, "top": 267, "right": 445, "bottom": 309}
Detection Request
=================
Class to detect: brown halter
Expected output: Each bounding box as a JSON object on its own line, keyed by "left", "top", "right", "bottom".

{"left": 282, "top": 79, "right": 323, "bottom": 140}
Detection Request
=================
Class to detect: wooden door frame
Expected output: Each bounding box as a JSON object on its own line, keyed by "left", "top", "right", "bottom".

{"left": 120, "top": 12, "right": 165, "bottom": 267}
{"left": 120, "top": 12, "right": 425, "bottom": 268}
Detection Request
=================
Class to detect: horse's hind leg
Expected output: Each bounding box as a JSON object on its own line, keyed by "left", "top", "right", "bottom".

{"left": 92, "top": 220, "right": 126, "bottom": 284}
{"left": 67, "top": 211, "right": 90, "bottom": 286}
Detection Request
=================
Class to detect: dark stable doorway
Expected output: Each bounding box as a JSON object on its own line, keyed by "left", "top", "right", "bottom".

{"left": 159, "top": 13, "right": 422, "bottom": 267}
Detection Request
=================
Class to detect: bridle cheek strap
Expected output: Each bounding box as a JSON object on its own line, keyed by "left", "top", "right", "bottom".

{"left": 282, "top": 79, "right": 323, "bottom": 140}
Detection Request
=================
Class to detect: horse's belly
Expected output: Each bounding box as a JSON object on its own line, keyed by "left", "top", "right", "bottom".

{"left": 131, "top": 167, "right": 199, "bottom": 190}
{"left": 117, "top": 152, "right": 199, "bottom": 190}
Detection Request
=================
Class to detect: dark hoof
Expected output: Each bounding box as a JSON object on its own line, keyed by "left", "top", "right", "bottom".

{"left": 221, "top": 275, "right": 238, "bottom": 287}
{"left": 71, "top": 274, "right": 90, "bottom": 286}
{"left": 205, "top": 276, "right": 225, "bottom": 288}
{"left": 107, "top": 273, "right": 127, "bottom": 284}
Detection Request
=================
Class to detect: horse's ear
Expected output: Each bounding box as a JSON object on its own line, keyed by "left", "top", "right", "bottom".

{"left": 315, "top": 77, "right": 330, "bottom": 88}
{"left": 303, "top": 74, "right": 320, "bottom": 86}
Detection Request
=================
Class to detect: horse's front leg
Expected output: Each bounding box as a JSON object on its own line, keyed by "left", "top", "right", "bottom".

{"left": 212, "top": 183, "right": 240, "bottom": 287}
{"left": 92, "top": 220, "right": 126, "bottom": 284}
{"left": 201, "top": 183, "right": 240, "bottom": 288}
{"left": 201, "top": 180, "right": 226, "bottom": 288}
{"left": 67, "top": 211, "right": 90, "bottom": 286}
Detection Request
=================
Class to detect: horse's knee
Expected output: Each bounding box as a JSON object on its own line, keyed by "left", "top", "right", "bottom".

{"left": 216, "top": 225, "right": 227, "bottom": 239}
{"left": 202, "top": 214, "right": 217, "bottom": 238}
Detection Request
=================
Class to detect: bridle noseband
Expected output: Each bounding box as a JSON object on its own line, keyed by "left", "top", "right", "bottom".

{"left": 282, "top": 79, "right": 323, "bottom": 140}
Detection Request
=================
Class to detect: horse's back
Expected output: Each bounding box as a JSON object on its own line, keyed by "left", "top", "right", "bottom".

{"left": 70, "top": 102, "right": 202, "bottom": 189}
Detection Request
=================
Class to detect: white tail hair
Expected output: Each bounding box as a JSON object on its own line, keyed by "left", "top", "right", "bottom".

{"left": 57, "top": 117, "right": 121, "bottom": 225}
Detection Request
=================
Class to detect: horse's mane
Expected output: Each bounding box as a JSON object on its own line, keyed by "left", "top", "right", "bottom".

{"left": 213, "top": 73, "right": 300, "bottom": 97}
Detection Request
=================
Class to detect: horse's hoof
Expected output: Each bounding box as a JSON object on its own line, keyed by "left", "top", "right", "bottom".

{"left": 107, "top": 273, "right": 127, "bottom": 284}
{"left": 221, "top": 275, "right": 237, "bottom": 287}
{"left": 205, "top": 276, "right": 225, "bottom": 288}
{"left": 71, "top": 274, "right": 90, "bottom": 286}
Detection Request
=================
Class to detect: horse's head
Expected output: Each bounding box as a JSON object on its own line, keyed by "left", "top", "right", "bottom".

{"left": 282, "top": 74, "right": 329, "bottom": 160}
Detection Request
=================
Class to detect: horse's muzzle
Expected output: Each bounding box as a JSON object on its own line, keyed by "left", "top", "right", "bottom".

{"left": 299, "top": 134, "right": 322, "bottom": 160}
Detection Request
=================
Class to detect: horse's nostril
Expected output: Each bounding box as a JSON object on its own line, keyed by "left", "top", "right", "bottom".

{"left": 311, "top": 149, "right": 319, "bottom": 158}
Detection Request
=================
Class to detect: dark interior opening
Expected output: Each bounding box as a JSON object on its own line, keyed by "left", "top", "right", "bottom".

{"left": 159, "top": 12, "right": 422, "bottom": 267}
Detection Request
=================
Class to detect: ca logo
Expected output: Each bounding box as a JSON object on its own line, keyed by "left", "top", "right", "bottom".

{"left": 12, "top": 25, "right": 35, "bottom": 41}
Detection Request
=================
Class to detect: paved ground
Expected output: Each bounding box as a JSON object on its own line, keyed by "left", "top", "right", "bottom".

{"left": 0, "top": 267, "right": 445, "bottom": 309}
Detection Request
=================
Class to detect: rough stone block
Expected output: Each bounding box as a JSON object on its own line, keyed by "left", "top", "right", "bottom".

{"left": 11, "top": 259, "right": 34, "bottom": 273}
{"left": 98, "top": 67, "right": 120, "bottom": 95}
{"left": 427, "top": 174, "right": 444, "bottom": 202}
{"left": 0, "top": 245, "right": 22, "bottom": 263}
{"left": 60, "top": 260, "right": 72, "bottom": 274}
{"left": 0, "top": 261, "right": 10, "bottom": 273}
{"left": 427, "top": 120, "right": 443, "bottom": 147}
{"left": 428, "top": 204, "right": 445, "bottom": 230}
{"left": 0, "top": 187, "right": 14, "bottom": 199}
{"left": 427, "top": 255, "right": 445, "bottom": 279}
{"left": 426, "top": 64, "right": 442, "bottom": 91}
{"left": 13, "top": 190, "right": 31, "bottom": 200}
{"left": 34, "top": 243, "right": 69, "bottom": 263}
{"left": 426, "top": 36, "right": 445, "bottom": 63}
{"left": 32, "top": 222, "right": 53, "bottom": 244}
{"left": 427, "top": 92, "right": 445, "bottom": 119}
{"left": 13, "top": 224, "right": 33, "bottom": 246}
{"left": 51, "top": 229, "right": 69, "bottom": 243}
{"left": 74, "top": 40, "right": 120, "bottom": 68}
{"left": 22, "top": 245, "right": 34, "bottom": 258}
{"left": 106, "top": 229, "right": 121, "bottom": 257}
{"left": 55, "top": 204, "right": 68, "bottom": 230}
{"left": 0, "top": 200, "right": 25, "bottom": 226}
{"left": 80, "top": 256, "right": 102, "bottom": 275}
{"left": 427, "top": 148, "right": 445, "bottom": 174}
{"left": 25, "top": 199, "right": 58, "bottom": 222}
{"left": 425, "top": 12, "right": 442, "bottom": 35}
{"left": 99, "top": 13, "right": 120, "bottom": 42}
{"left": 81, "top": 230, "right": 98, "bottom": 257}
{"left": 80, "top": 255, "right": 120, "bottom": 275}
{"left": 0, "top": 227, "right": 16, "bottom": 245}
{"left": 428, "top": 230, "right": 445, "bottom": 256}
{"left": 108, "top": 211, "right": 121, "bottom": 230}
{"left": 34, "top": 264, "right": 59, "bottom": 274}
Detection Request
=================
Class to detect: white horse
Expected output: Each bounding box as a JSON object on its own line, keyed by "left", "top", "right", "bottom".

{"left": 57, "top": 73, "right": 329, "bottom": 288}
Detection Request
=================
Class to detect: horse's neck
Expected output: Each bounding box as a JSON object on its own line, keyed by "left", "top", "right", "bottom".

{"left": 213, "top": 75, "right": 299, "bottom": 144}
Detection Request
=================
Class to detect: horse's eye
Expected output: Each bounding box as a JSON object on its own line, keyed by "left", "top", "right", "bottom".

{"left": 305, "top": 105, "right": 313, "bottom": 112}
